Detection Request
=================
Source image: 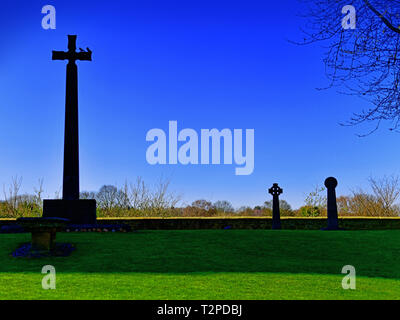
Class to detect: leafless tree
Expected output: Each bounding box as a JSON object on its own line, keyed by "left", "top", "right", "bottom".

{"left": 96, "top": 185, "right": 120, "bottom": 210}
{"left": 3, "top": 175, "right": 22, "bottom": 215}
{"left": 349, "top": 175, "right": 400, "bottom": 216}
{"left": 80, "top": 191, "right": 97, "bottom": 199}
{"left": 53, "top": 187, "right": 61, "bottom": 200}
{"left": 368, "top": 175, "right": 400, "bottom": 212}
{"left": 33, "top": 178, "right": 44, "bottom": 209}
{"left": 151, "top": 177, "right": 181, "bottom": 209}
{"left": 129, "top": 177, "right": 151, "bottom": 210}
{"left": 264, "top": 199, "right": 292, "bottom": 211}
{"left": 213, "top": 200, "right": 235, "bottom": 213}
{"left": 298, "top": 0, "right": 400, "bottom": 134}
{"left": 304, "top": 184, "right": 326, "bottom": 208}
{"left": 191, "top": 199, "right": 213, "bottom": 211}
{"left": 128, "top": 177, "right": 181, "bottom": 212}
{"left": 119, "top": 180, "right": 131, "bottom": 209}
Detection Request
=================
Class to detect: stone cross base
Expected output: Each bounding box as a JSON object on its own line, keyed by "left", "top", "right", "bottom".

{"left": 32, "top": 229, "right": 56, "bottom": 251}
{"left": 43, "top": 199, "right": 97, "bottom": 224}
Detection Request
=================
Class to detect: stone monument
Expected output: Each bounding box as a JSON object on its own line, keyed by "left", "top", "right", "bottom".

{"left": 323, "top": 177, "right": 341, "bottom": 230}
{"left": 43, "top": 35, "right": 96, "bottom": 224}
{"left": 268, "top": 183, "right": 283, "bottom": 230}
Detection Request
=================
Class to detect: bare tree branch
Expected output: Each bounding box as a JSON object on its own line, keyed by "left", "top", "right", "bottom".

{"left": 298, "top": 0, "right": 400, "bottom": 133}
{"left": 362, "top": 0, "right": 400, "bottom": 35}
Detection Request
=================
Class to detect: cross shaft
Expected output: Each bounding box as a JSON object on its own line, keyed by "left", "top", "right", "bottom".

{"left": 52, "top": 35, "right": 92, "bottom": 201}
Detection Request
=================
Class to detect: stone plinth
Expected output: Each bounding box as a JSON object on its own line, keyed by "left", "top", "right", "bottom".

{"left": 17, "top": 217, "right": 70, "bottom": 251}
{"left": 43, "top": 199, "right": 96, "bottom": 224}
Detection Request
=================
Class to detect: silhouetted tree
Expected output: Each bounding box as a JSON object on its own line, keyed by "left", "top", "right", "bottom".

{"left": 191, "top": 199, "right": 213, "bottom": 210}
{"left": 298, "top": 0, "right": 400, "bottom": 133}
{"left": 96, "top": 185, "right": 120, "bottom": 210}
{"left": 80, "top": 191, "right": 96, "bottom": 200}
{"left": 213, "top": 200, "right": 234, "bottom": 213}
{"left": 264, "top": 199, "right": 294, "bottom": 216}
{"left": 264, "top": 199, "right": 292, "bottom": 211}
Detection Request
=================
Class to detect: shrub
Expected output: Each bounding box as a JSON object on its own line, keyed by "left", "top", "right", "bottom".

{"left": 264, "top": 199, "right": 294, "bottom": 216}
{"left": 213, "top": 200, "right": 234, "bottom": 213}
{"left": 299, "top": 205, "right": 322, "bottom": 217}
{"left": 182, "top": 206, "right": 217, "bottom": 217}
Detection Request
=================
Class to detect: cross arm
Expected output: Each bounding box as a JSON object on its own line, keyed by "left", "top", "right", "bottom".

{"left": 52, "top": 48, "right": 92, "bottom": 61}
{"left": 75, "top": 49, "right": 92, "bottom": 61}
{"left": 52, "top": 50, "right": 68, "bottom": 60}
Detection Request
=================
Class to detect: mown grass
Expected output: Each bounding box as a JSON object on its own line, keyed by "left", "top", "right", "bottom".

{"left": 0, "top": 230, "right": 399, "bottom": 299}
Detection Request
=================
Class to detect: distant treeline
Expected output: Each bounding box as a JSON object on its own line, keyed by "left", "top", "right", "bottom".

{"left": 1, "top": 175, "right": 400, "bottom": 218}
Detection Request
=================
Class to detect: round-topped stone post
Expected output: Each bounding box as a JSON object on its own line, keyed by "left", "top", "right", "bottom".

{"left": 323, "top": 177, "right": 340, "bottom": 230}
{"left": 268, "top": 183, "right": 283, "bottom": 230}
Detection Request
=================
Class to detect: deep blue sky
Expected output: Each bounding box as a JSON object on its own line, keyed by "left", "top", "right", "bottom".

{"left": 1, "top": 0, "right": 399, "bottom": 209}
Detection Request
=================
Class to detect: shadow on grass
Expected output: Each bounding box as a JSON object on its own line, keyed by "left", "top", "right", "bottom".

{"left": 1, "top": 230, "right": 400, "bottom": 279}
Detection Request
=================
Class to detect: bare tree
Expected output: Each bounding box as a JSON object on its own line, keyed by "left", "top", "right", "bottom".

{"left": 126, "top": 177, "right": 181, "bottom": 214}
{"left": 3, "top": 175, "right": 22, "bottom": 216}
{"left": 151, "top": 177, "right": 181, "bottom": 209}
{"left": 191, "top": 199, "right": 213, "bottom": 211}
{"left": 119, "top": 180, "right": 131, "bottom": 209}
{"left": 129, "top": 177, "right": 151, "bottom": 210}
{"left": 304, "top": 184, "right": 326, "bottom": 208}
{"left": 349, "top": 175, "right": 400, "bottom": 216}
{"left": 80, "top": 191, "right": 97, "bottom": 199}
{"left": 264, "top": 199, "right": 292, "bottom": 211}
{"left": 348, "top": 192, "right": 381, "bottom": 216}
{"left": 298, "top": 0, "right": 400, "bottom": 134}
{"left": 368, "top": 175, "right": 400, "bottom": 213}
{"left": 53, "top": 187, "right": 61, "bottom": 200}
{"left": 96, "top": 185, "right": 120, "bottom": 210}
{"left": 213, "top": 200, "right": 235, "bottom": 213}
{"left": 33, "top": 178, "right": 44, "bottom": 209}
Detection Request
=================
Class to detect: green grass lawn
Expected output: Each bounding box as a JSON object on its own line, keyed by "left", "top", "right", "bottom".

{"left": 0, "top": 230, "right": 400, "bottom": 299}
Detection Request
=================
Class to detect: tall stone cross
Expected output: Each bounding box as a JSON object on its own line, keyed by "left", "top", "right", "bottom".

{"left": 52, "top": 35, "right": 91, "bottom": 200}
{"left": 43, "top": 35, "right": 96, "bottom": 225}
{"left": 268, "top": 183, "right": 283, "bottom": 230}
